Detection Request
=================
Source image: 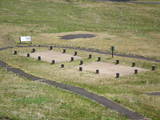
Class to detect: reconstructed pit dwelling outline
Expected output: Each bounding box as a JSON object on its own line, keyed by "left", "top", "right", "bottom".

{"left": 22, "top": 50, "right": 148, "bottom": 77}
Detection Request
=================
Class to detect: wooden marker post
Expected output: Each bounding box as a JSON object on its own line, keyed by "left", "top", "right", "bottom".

{"left": 13, "top": 50, "right": 17, "bottom": 55}
{"left": 63, "top": 49, "right": 66, "bottom": 53}
{"left": 116, "top": 73, "right": 120, "bottom": 78}
{"left": 96, "top": 69, "right": 99, "bottom": 74}
{"left": 74, "top": 51, "right": 77, "bottom": 56}
{"left": 51, "top": 60, "right": 55, "bottom": 64}
{"left": 79, "top": 67, "right": 83, "bottom": 71}
{"left": 80, "top": 60, "right": 83, "bottom": 65}
{"left": 88, "top": 54, "right": 92, "bottom": 59}
{"left": 27, "top": 53, "right": 30, "bottom": 57}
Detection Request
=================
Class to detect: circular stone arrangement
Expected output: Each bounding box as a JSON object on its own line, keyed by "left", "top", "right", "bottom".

{"left": 60, "top": 34, "right": 96, "bottom": 40}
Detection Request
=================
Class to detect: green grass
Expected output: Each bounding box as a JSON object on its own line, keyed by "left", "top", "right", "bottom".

{"left": 0, "top": 67, "right": 128, "bottom": 120}
{"left": 0, "top": 0, "right": 160, "bottom": 120}
{"left": 0, "top": 47, "right": 159, "bottom": 120}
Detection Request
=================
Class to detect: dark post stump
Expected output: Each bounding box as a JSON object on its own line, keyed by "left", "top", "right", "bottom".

{"left": 80, "top": 60, "right": 83, "bottom": 65}
{"left": 31, "top": 48, "right": 36, "bottom": 53}
{"left": 88, "top": 54, "right": 92, "bottom": 59}
{"left": 132, "top": 62, "right": 136, "bottom": 67}
{"left": 74, "top": 51, "right": 77, "bottom": 56}
{"left": 79, "top": 67, "right": 83, "bottom": 71}
{"left": 38, "top": 56, "right": 41, "bottom": 61}
{"left": 115, "top": 60, "right": 119, "bottom": 65}
{"left": 96, "top": 69, "right": 99, "bottom": 74}
{"left": 62, "top": 49, "right": 66, "bottom": 53}
{"left": 49, "top": 46, "right": 53, "bottom": 50}
{"left": 27, "top": 53, "right": 30, "bottom": 57}
{"left": 134, "top": 69, "right": 138, "bottom": 74}
{"left": 97, "top": 57, "right": 101, "bottom": 62}
{"left": 152, "top": 65, "right": 156, "bottom": 71}
{"left": 61, "top": 64, "right": 64, "bottom": 68}
{"left": 13, "top": 50, "right": 17, "bottom": 55}
{"left": 70, "top": 57, "right": 74, "bottom": 62}
{"left": 116, "top": 73, "right": 120, "bottom": 78}
{"left": 51, "top": 60, "right": 55, "bottom": 64}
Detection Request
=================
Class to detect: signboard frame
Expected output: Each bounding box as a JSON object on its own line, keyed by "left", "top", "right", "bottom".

{"left": 19, "top": 36, "right": 32, "bottom": 44}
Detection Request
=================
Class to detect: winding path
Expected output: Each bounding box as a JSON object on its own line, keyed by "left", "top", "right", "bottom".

{"left": 0, "top": 45, "right": 152, "bottom": 120}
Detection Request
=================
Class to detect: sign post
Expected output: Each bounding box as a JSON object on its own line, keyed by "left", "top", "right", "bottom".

{"left": 111, "top": 46, "right": 115, "bottom": 58}
{"left": 20, "top": 36, "right": 32, "bottom": 44}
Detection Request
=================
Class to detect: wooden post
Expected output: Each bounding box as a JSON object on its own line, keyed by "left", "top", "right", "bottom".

{"left": 96, "top": 69, "right": 99, "bottom": 74}
{"left": 70, "top": 57, "right": 74, "bottom": 62}
{"left": 111, "top": 46, "right": 115, "bottom": 58}
{"left": 115, "top": 60, "right": 119, "bottom": 65}
{"left": 38, "top": 56, "right": 41, "bottom": 61}
{"left": 61, "top": 64, "right": 64, "bottom": 68}
{"left": 152, "top": 65, "right": 156, "bottom": 71}
{"left": 31, "top": 48, "right": 36, "bottom": 53}
{"left": 132, "top": 62, "right": 136, "bottom": 67}
{"left": 134, "top": 69, "right": 138, "bottom": 74}
{"left": 116, "top": 73, "right": 120, "bottom": 78}
{"left": 13, "top": 50, "right": 17, "bottom": 55}
{"left": 88, "top": 54, "right": 92, "bottom": 59}
{"left": 97, "top": 57, "right": 101, "bottom": 62}
{"left": 74, "top": 51, "right": 77, "bottom": 56}
{"left": 79, "top": 67, "right": 83, "bottom": 71}
{"left": 27, "top": 53, "right": 30, "bottom": 57}
{"left": 49, "top": 46, "right": 53, "bottom": 50}
{"left": 51, "top": 60, "right": 55, "bottom": 64}
{"left": 62, "top": 49, "right": 66, "bottom": 53}
{"left": 80, "top": 60, "right": 83, "bottom": 65}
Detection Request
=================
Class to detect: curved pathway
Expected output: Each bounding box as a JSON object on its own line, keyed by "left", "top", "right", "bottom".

{"left": 90, "top": 0, "right": 160, "bottom": 4}
{"left": 0, "top": 45, "right": 150, "bottom": 120}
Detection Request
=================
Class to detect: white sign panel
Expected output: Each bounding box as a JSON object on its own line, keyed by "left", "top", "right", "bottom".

{"left": 20, "top": 36, "right": 32, "bottom": 42}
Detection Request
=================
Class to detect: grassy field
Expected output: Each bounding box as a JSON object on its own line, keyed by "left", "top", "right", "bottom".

{"left": 0, "top": 47, "right": 159, "bottom": 119}
{"left": 0, "top": 67, "right": 128, "bottom": 120}
{"left": 0, "top": 0, "right": 160, "bottom": 120}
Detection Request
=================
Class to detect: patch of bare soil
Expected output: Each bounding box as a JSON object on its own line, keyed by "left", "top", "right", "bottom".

{"left": 80, "top": 62, "right": 147, "bottom": 76}
{"left": 23, "top": 51, "right": 81, "bottom": 63}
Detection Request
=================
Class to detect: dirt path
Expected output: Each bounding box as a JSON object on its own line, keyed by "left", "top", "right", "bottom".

{"left": 0, "top": 59, "right": 146, "bottom": 120}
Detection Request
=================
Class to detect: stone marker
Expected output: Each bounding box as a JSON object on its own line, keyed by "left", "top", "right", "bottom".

{"left": 38, "top": 56, "right": 41, "bottom": 61}
{"left": 31, "top": 48, "right": 36, "bottom": 53}
{"left": 96, "top": 69, "right": 99, "bottom": 74}
{"left": 116, "top": 73, "right": 120, "bottom": 78}
{"left": 70, "top": 57, "right": 74, "bottom": 62}
{"left": 97, "top": 57, "right": 101, "bottom": 62}
{"left": 88, "top": 54, "right": 92, "bottom": 59}
{"left": 134, "top": 69, "right": 138, "bottom": 74}
{"left": 61, "top": 64, "right": 64, "bottom": 68}
{"left": 27, "top": 53, "right": 30, "bottom": 57}
{"left": 132, "top": 62, "right": 136, "bottom": 67}
{"left": 62, "top": 49, "right": 66, "bottom": 53}
{"left": 115, "top": 60, "right": 119, "bottom": 65}
{"left": 74, "top": 51, "right": 77, "bottom": 56}
{"left": 80, "top": 60, "right": 83, "bottom": 65}
{"left": 51, "top": 60, "right": 55, "bottom": 64}
{"left": 152, "top": 65, "right": 156, "bottom": 71}
{"left": 13, "top": 50, "right": 17, "bottom": 55}
{"left": 79, "top": 67, "right": 83, "bottom": 71}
